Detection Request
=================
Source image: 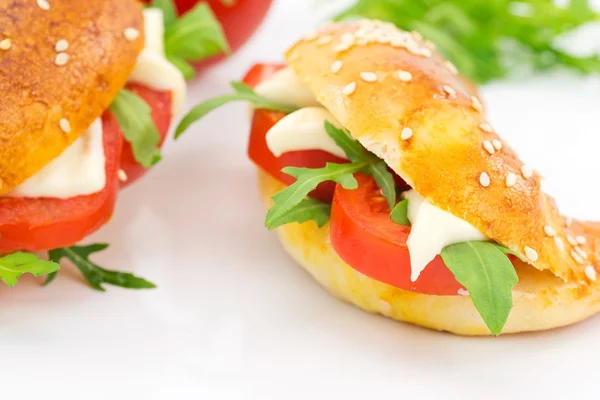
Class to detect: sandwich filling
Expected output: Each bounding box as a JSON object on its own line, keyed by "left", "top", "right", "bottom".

{"left": 257, "top": 67, "right": 490, "bottom": 282}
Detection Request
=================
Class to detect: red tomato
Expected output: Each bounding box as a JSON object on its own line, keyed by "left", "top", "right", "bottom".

{"left": 330, "top": 173, "right": 466, "bottom": 296}
{"left": 0, "top": 119, "right": 123, "bottom": 252}
{"left": 142, "top": 0, "right": 272, "bottom": 53}
{"left": 242, "top": 62, "right": 286, "bottom": 87}
{"left": 118, "top": 83, "right": 173, "bottom": 187}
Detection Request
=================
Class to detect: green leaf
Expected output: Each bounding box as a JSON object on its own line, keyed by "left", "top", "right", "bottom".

{"left": 150, "top": 0, "right": 178, "bottom": 27}
{"left": 365, "top": 161, "right": 396, "bottom": 209}
{"left": 49, "top": 244, "right": 156, "bottom": 291}
{"left": 0, "top": 252, "right": 60, "bottom": 287}
{"left": 109, "top": 90, "right": 161, "bottom": 168}
{"left": 323, "top": 121, "right": 368, "bottom": 162}
{"left": 175, "top": 82, "right": 297, "bottom": 139}
{"left": 167, "top": 55, "right": 196, "bottom": 80}
{"left": 265, "top": 162, "right": 368, "bottom": 229}
{"left": 490, "top": 243, "right": 526, "bottom": 262}
{"left": 440, "top": 241, "right": 518, "bottom": 335}
{"left": 164, "top": 2, "right": 230, "bottom": 62}
{"left": 390, "top": 199, "right": 410, "bottom": 226}
{"left": 267, "top": 198, "right": 331, "bottom": 229}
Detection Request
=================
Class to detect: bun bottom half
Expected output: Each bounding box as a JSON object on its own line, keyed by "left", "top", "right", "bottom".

{"left": 258, "top": 170, "right": 600, "bottom": 335}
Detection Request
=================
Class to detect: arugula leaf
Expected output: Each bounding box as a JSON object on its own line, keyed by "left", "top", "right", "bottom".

{"left": 335, "top": 0, "right": 600, "bottom": 83}
{"left": 268, "top": 198, "right": 331, "bottom": 230}
{"left": 265, "top": 162, "right": 368, "bottom": 229}
{"left": 324, "top": 122, "right": 395, "bottom": 208}
{"left": 48, "top": 244, "right": 156, "bottom": 291}
{"left": 109, "top": 90, "right": 161, "bottom": 168}
{"left": 164, "top": 2, "right": 229, "bottom": 78}
{"left": 440, "top": 241, "right": 518, "bottom": 335}
{"left": 166, "top": 55, "right": 196, "bottom": 80}
{"left": 0, "top": 252, "right": 59, "bottom": 287}
{"left": 150, "top": 0, "right": 178, "bottom": 27}
{"left": 175, "top": 82, "right": 297, "bottom": 139}
{"left": 390, "top": 199, "right": 410, "bottom": 226}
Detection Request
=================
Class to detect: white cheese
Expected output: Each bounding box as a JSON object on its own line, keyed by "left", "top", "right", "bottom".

{"left": 128, "top": 9, "right": 187, "bottom": 117}
{"left": 265, "top": 107, "right": 348, "bottom": 159}
{"left": 255, "top": 68, "right": 321, "bottom": 109}
{"left": 8, "top": 119, "right": 106, "bottom": 199}
{"left": 404, "top": 190, "right": 488, "bottom": 282}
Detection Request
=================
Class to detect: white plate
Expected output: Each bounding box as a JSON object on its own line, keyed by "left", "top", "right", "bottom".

{"left": 1, "top": 1, "right": 600, "bottom": 399}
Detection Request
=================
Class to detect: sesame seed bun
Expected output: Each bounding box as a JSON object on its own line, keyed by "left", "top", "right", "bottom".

{"left": 0, "top": 0, "right": 144, "bottom": 194}
{"left": 284, "top": 20, "right": 599, "bottom": 288}
{"left": 258, "top": 170, "right": 600, "bottom": 335}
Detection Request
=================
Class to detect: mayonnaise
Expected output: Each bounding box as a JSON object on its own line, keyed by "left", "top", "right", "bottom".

{"left": 266, "top": 107, "right": 348, "bottom": 159}
{"left": 255, "top": 68, "right": 321, "bottom": 109}
{"left": 404, "top": 190, "right": 488, "bottom": 282}
{"left": 8, "top": 119, "right": 106, "bottom": 199}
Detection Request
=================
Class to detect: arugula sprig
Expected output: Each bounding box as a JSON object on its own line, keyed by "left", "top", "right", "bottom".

{"left": 175, "top": 82, "right": 297, "bottom": 139}
{"left": 336, "top": 0, "right": 600, "bottom": 83}
{"left": 47, "top": 244, "right": 156, "bottom": 291}
{"left": 266, "top": 122, "right": 396, "bottom": 229}
{"left": 0, "top": 252, "right": 59, "bottom": 287}
{"left": 441, "top": 241, "right": 519, "bottom": 335}
{"left": 151, "top": 0, "right": 230, "bottom": 80}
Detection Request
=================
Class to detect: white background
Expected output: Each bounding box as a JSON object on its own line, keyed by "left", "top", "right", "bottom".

{"left": 1, "top": 0, "right": 600, "bottom": 399}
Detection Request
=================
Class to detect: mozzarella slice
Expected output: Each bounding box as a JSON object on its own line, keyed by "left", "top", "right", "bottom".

{"left": 8, "top": 119, "right": 106, "bottom": 199}
{"left": 404, "top": 190, "right": 488, "bottom": 282}
{"left": 255, "top": 68, "right": 321, "bottom": 109}
{"left": 265, "top": 107, "right": 349, "bottom": 159}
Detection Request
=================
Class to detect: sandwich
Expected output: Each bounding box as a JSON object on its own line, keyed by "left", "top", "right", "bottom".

{"left": 177, "top": 20, "right": 600, "bottom": 335}
{"left": 0, "top": 0, "right": 227, "bottom": 289}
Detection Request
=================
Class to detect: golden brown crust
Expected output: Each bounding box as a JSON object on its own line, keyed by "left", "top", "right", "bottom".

{"left": 285, "top": 20, "right": 599, "bottom": 286}
{"left": 259, "top": 170, "right": 600, "bottom": 335}
{"left": 0, "top": 0, "right": 144, "bottom": 194}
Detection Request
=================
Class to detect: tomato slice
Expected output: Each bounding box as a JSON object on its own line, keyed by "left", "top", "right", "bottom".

{"left": 330, "top": 173, "right": 465, "bottom": 295}
{"left": 242, "top": 63, "right": 286, "bottom": 88}
{"left": 0, "top": 118, "right": 123, "bottom": 252}
{"left": 118, "top": 83, "right": 173, "bottom": 187}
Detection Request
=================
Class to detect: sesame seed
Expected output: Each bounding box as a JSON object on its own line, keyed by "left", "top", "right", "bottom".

{"left": 124, "top": 27, "right": 140, "bottom": 41}
{"left": 36, "top": 0, "right": 50, "bottom": 10}
{"left": 479, "top": 123, "right": 493, "bottom": 133}
{"left": 555, "top": 237, "right": 565, "bottom": 251}
{"left": 379, "top": 299, "right": 392, "bottom": 314}
{"left": 482, "top": 140, "right": 495, "bottom": 155}
{"left": 341, "top": 32, "right": 355, "bottom": 43}
{"left": 342, "top": 81, "right": 356, "bottom": 96}
{"left": 411, "top": 31, "right": 423, "bottom": 41}
{"left": 360, "top": 72, "right": 377, "bottom": 82}
{"left": 544, "top": 225, "right": 556, "bottom": 237}
{"left": 577, "top": 236, "right": 587, "bottom": 245}
{"left": 401, "top": 127, "right": 413, "bottom": 140}
{"left": 330, "top": 60, "right": 343, "bottom": 74}
{"left": 333, "top": 43, "right": 350, "bottom": 53}
{"left": 424, "top": 40, "right": 436, "bottom": 50}
{"left": 574, "top": 246, "right": 588, "bottom": 259}
{"left": 492, "top": 139, "right": 502, "bottom": 151}
{"left": 407, "top": 41, "right": 421, "bottom": 55}
{"left": 457, "top": 288, "right": 469, "bottom": 296}
{"left": 420, "top": 48, "right": 432, "bottom": 58}
{"left": 445, "top": 61, "right": 458, "bottom": 74}
{"left": 59, "top": 118, "right": 71, "bottom": 133}
{"left": 585, "top": 266, "right": 597, "bottom": 281}
{"left": 375, "top": 36, "right": 390, "bottom": 44}
{"left": 443, "top": 85, "right": 456, "bottom": 97}
{"left": 118, "top": 169, "right": 128, "bottom": 182}
{"left": 55, "top": 39, "right": 69, "bottom": 52}
{"left": 316, "top": 35, "right": 332, "bottom": 45}
{"left": 55, "top": 52, "right": 69, "bottom": 66}
{"left": 566, "top": 216, "right": 573, "bottom": 227}
{"left": 0, "top": 39, "right": 11, "bottom": 51}
{"left": 356, "top": 38, "right": 368, "bottom": 46}
{"left": 479, "top": 172, "right": 491, "bottom": 187}
{"left": 391, "top": 38, "right": 407, "bottom": 48}
{"left": 303, "top": 31, "right": 317, "bottom": 41}
{"left": 524, "top": 246, "right": 539, "bottom": 262}
{"left": 397, "top": 70, "right": 412, "bottom": 82}
{"left": 471, "top": 96, "right": 483, "bottom": 113}
{"left": 571, "top": 250, "right": 585, "bottom": 265}
{"left": 567, "top": 234, "right": 578, "bottom": 246}
{"left": 520, "top": 165, "right": 533, "bottom": 179}
{"left": 506, "top": 173, "right": 517, "bottom": 187}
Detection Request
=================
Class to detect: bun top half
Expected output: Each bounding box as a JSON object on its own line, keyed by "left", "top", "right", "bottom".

{"left": 0, "top": 0, "right": 144, "bottom": 194}
{"left": 285, "top": 20, "right": 599, "bottom": 287}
